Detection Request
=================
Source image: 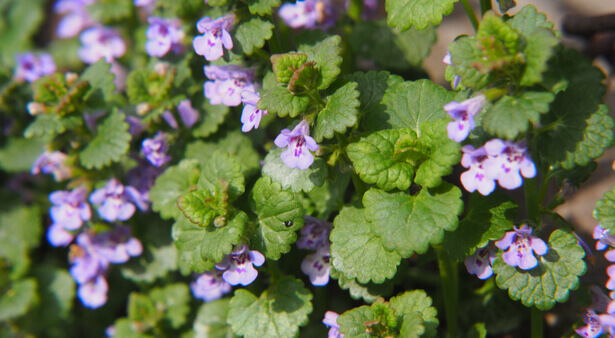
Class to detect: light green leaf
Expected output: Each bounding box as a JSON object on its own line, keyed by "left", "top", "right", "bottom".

{"left": 228, "top": 276, "right": 313, "bottom": 338}
{"left": 177, "top": 187, "right": 227, "bottom": 227}
{"left": 0, "top": 137, "right": 47, "bottom": 173}
{"left": 493, "top": 229, "right": 586, "bottom": 310}
{"left": 364, "top": 184, "right": 463, "bottom": 257}
{"left": 250, "top": 177, "right": 304, "bottom": 260}
{"left": 594, "top": 185, "right": 615, "bottom": 231}
{"left": 150, "top": 159, "right": 201, "bottom": 220}
{"left": 199, "top": 211, "right": 247, "bottom": 263}
{"left": 248, "top": 0, "right": 281, "bottom": 15}
{"left": 0, "top": 205, "right": 42, "bottom": 278}
{"left": 447, "top": 37, "right": 493, "bottom": 90}
{"left": 467, "top": 323, "right": 488, "bottom": 338}
{"left": 344, "top": 71, "right": 403, "bottom": 123}
{"left": 0, "top": 278, "right": 38, "bottom": 321}
{"left": 172, "top": 216, "right": 216, "bottom": 274}
{"left": 80, "top": 59, "right": 117, "bottom": 105}
{"left": 271, "top": 53, "right": 308, "bottom": 84}
{"left": 79, "top": 109, "right": 131, "bottom": 169}
{"left": 192, "top": 100, "right": 229, "bottom": 138}
{"left": 257, "top": 85, "right": 310, "bottom": 118}
{"left": 507, "top": 5, "right": 554, "bottom": 36}
{"left": 298, "top": 35, "right": 342, "bottom": 90}
{"left": 330, "top": 205, "right": 401, "bottom": 284}
{"left": 338, "top": 305, "right": 376, "bottom": 338}
{"left": 24, "top": 114, "right": 82, "bottom": 139}
{"left": 385, "top": 0, "right": 456, "bottom": 31}
{"left": 389, "top": 290, "right": 439, "bottom": 338}
{"left": 198, "top": 152, "right": 245, "bottom": 200}
{"left": 149, "top": 284, "right": 191, "bottom": 329}
{"left": 234, "top": 18, "right": 274, "bottom": 55}
{"left": 194, "top": 299, "right": 235, "bottom": 338}
{"left": 262, "top": 147, "right": 327, "bottom": 193}
{"left": 288, "top": 62, "right": 318, "bottom": 93}
{"left": 330, "top": 267, "right": 394, "bottom": 303}
{"left": 520, "top": 28, "right": 558, "bottom": 86}
{"left": 412, "top": 119, "right": 461, "bottom": 188}
{"left": 313, "top": 82, "right": 360, "bottom": 142}
{"left": 0, "top": 0, "right": 44, "bottom": 65}
{"left": 306, "top": 172, "right": 351, "bottom": 219}
{"left": 87, "top": 0, "right": 133, "bottom": 23}
{"left": 482, "top": 92, "right": 554, "bottom": 140}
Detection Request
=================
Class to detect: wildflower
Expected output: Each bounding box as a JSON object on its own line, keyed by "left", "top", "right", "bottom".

{"left": 49, "top": 187, "right": 91, "bottom": 231}
{"left": 442, "top": 50, "right": 461, "bottom": 89}
{"left": 464, "top": 243, "right": 495, "bottom": 279}
{"left": 14, "top": 52, "right": 56, "bottom": 83}
{"left": 47, "top": 223, "right": 75, "bottom": 247}
{"left": 459, "top": 145, "right": 497, "bottom": 196}
{"left": 177, "top": 99, "right": 199, "bottom": 128}
{"left": 274, "top": 120, "right": 319, "bottom": 170}
{"left": 126, "top": 158, "right": 164, "bottom": 200}
{"left": 78, "top": 275, "right": 109, "bottom": 309}
{"left": 240, "top": 91, "right": 267, "bottom": 132}
{"left": 31, "top": 150, "right": 73, "bottom": 181}
{"left": 204, "top": 65, "right": 255, "bottom": 107}
{"left": 594, "top": 224, "right": 615, "bottom": 251}
{"left": 145, "top": 17, "right": 184, "bottom": 57}
{"left": 142, "top": 132, "right": 171, "bottom": 167}
{"left": 91, "top": 226, "right": 143, "bottom": 264}
{"left": 278, "top": 0, "right": 336, "bottom": 30}
{"left": 484, "top": 139, "right": 536, "bottom": 190}
{"left": 495, "top": 225, "right": 547, "bottom": 270}
{"left": 89, "top": 178, "right": 148, "bottom": 221}
{"left": 215, "top": 245, "right": 265, "bottom": 286}
{"left": 191, "top": 270, "right": 232, "bottom": 302}
{"left": 575, "top": 309, "right": 615, "bottom": 338}
{"left": 193, "top": 15, "right": 234, "bottom": 61}
{"left": 54, "top": 0, "right": 95, "bottom": 38}
{"left": 301, "top": 244, "right": 331, "bottom": 286}
{"left": 78, "top": 27, "right": 126, "bottom": 64}
{"left": 323, "top": 311, "right": 344, "bottom": 338}
{"left": 443, "top": 94, "right": 485, "bottom": 142}
{"left": 161, "top": 110, "right": 178, "bottom": 129}
{"left": 589, "top": 285, "right": 611, "bottom": 313}
{"left": 297, "top": 216, "right": 332, "bottom": 250}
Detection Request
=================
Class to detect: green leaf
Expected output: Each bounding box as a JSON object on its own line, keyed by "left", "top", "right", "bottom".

{"left": 330, "top": 205, "right": 401, "bottom": 284}
{"left": 443, "top": 193, "right": 518, "bottom": 261}
{"left": 412, "top": 119, "right": 461, "bottom": 188}
{"left": 0, "top": 0, "right": 44, "bottom": 65}
{"left": 257, "top": 85, "right": 310, "bottom": 118}
{"left": 385, "top": 0, "right": 456, "bottom": 31}
{"left": 250, "top": 177, "right": 304, "bottom": 260}
{"left": 150, "top": 159, "right": 201, "bottom": 220}
{"left": 192, "top": 100, "right": 229, "bottom": 138}
{"left": 467, "top": 323, "right": 488, "bottom": 338}
{"left": 447, "top": 37, "right": 494, "bottom": 90}
{"left": 271, "top": 53, "right": 308, "bottom": 84}
{"left": 344, "top": 71, "right": 404, "bottom": 129}
{"left": 79, "top": 109, "right": 131, "bottom": 169}
{"left": 338, "top": 305, "right": 376, "bottom": 338}
{"left": 520, "top": 28, "right": 558, "bottom": 86}
{"left": 298, "top": 35, "right": 342, "bottom": 90}
{"left": 313, "top": 82, "right": 360, "bottom": 142}
{"left": 228, "top": 276, "right": 313, "bottom": 338}
{"left": 350, "top": 20, "right": 437, "bottom": 69}
{"left": 390, "top": 290, "right": 438, "bottom": 338}
{"left": 507, "top": 4, "right": 554, "bottom": 36}
{"left": 288, "top": 62, "right": 318, "bottom": 93}
{"left": 0, "top": 278, "right": 38, "bottom": 321}
{"left": 0, "top": 206, "right": 42, "bottom": 278}
{"left": 493, "top": 229, "right": 586, "bottom": 310}
{"left": 594, "top": 185, "right": 615, "bottom": 231}
{"left": 177, "top": 187, "right": 228, "bottom": 227}
{"left": 149, "top": 284, "right": 191, "bottom": 329}
{"left": 234, "top": 18, "right": 274, "bottom": 55}
{"left": 0, "top": 137, "right": 47, "bottom": 173}
{"left": 248, "top": 0, "right": 281, "bottom": 15}
{"left": 482, "top": 92, "right": 554, "bottom": 140}
{"left": 80, "top": 59, "right": 117, "bottom": 105}
{"left": 113, "top": 318, "right": 154, "bottom": 338}
{"left": 200, "top": 211, "right": 248, "bottom": 263}
{"left": 198, "top": 152, "right": 245, "bottom": 200}
{"left": 172, "top": 216, "right": 216, "bottom": 274}
{"left": 364, "top": 184, "right": 463, "bottom": 257}
{"left": 87, "top": 0, "right": 133, "bottom": 23}
{"left": 262, "top": 147, "right": 327, "bottom": 193}
{"left": 306, "top": 172, "right": 350, "bottom": 219}
{"left": 194, "top": 299, "right": 235, "bottom": 338}
{"left": 331, "top": 267, "right": 394, "bottom": 303}
{"left": 24, "top": 114, "right": 82, "bottom": 139}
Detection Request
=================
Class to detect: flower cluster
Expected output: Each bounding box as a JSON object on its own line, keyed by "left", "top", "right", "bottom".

{"left": 190, "top": 270, "right": 232, "bottom": 302}
{"left": 464, "top": 243, "right": 495, "bottom": 279}
{"left": 298, "top": 216, "right": 332, "bottom": 286}
{"left": 444, "top": 95, "right": 485, "bottom": 142}
{"left": 278, "top": 0, "right": 337, "bottom": 30}
{"left": 78, "top": 27, "right": 126, "bottom": 64}
{"left": 323, "top": 311, "right": 344, "bottom": 338}
{"left": 145, "top": 17, "right": 185, "bottom": 57}
{"left": 54, "top": 0, "right": 96, "bottom": 38}
{"left": 141, "top": 132, "right": 171, "bottom": 167}
{"left": 204, "top": 65, "right": 255, "bottom": 107}
{"left": 90, "top": 178, "right": 149, "bottom": 222}
{"left": 214, "top": 244, "right": 265, "bottom": 286}
{"left": 47, "top": 187, "right": 91, "bottom": 247}
{"left": 193, "top": 15, "right": 234, "bottom": 61}
{"left": 14, "top": 52, "right": 56, "bottom": 83}
{"left": 31, "top": 150, "right": 73, "bottom": 181}
{"left": 496, "top": 225, "right": 547, "bottom": 270}
{"left": 274, "top": 120, "right": 320, "bottom": 170}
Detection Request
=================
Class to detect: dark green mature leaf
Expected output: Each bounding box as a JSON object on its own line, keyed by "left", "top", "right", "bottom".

{"left": 0, "top": 137, "right": 47, "bottom": 173}
{"left": 364, "top": 184, "right": 463, "bottom": 257}
{"left": 200, "top": 211, "right": 247, "bottom": 263}
{"left": 520, "top": 28, "right": 558, "bottom": 86}
{"left": 258, "top": 85, "right": 310, "bottom": 118}
{"left": 390, "top": 290, "right": 439, "bottom": 338}
{"left": 595, "top": 186, "right": 615, "bottom": 231}
{"left": 262, "top": 148, "right": 327, "bottom": 193}
{"left": 483, "top": 92, "right": 554, "bottom": 140}
{"left": 192, "top": 101, "right": 229, "bottom": 138}
{"left": 0, "top": 279, "right": 38, "bottom": 321}
{"left": 0, "top": 205, "right": 42, "bottom": 278}
{"left": 79, "top": 109, "right": 131, "bottom": 169}
{"left": 194, "top": 299, "right": 234, "bottom": 338}
{"left": 81, "top": 59, "right": 117, "bottom": 105}
{"left": 172, "top": 216, "right": 216, "bottom": 274}
{"left": 385, "top": 0, "right": 456, "bottom": 31}
{"left": 121, "top": 241, "right": 178, "bottom": 283}
{"left": 150, "top": 159, "right": 200, "bottom": 220}
{"left": 234, "top": 18, "right": 274, "bottom": 55}
{"left": 313, "top": 82, "right": 360, "bottom": 142}
{"left": 493, "top": 229, "right": 586, "bottom": 310}
{"left": 507, "top": 4, "right": 554, "bottom": 36}
{"left": 306, "top": 172, "right": 351, "bottom": 219}
{"left": 248, "top": 0, "right": 281, "bottom": 15}
{"left": 271, "top": 53, "right": 308, "bottom": 84}
{"left": 198, "top": 152, "right": 245, "bottom": 200}
{"left": 330, "top": 267, "right": 394, "bottom": 303}
{"left": 298, "top": 35, "right": 342, "bottom": 90}
{"left": 330, "top": 205, "right": 401, "bottom": 284}
{"left": 345, "top": 71, "right": 403, "bottom": 125}
{"left": 148, "top": 284, "right": 190, "bottom": 328}
{"left": 250, "top": 177, "right": 304, "bottom": 260}
{"left": 228, "top": 276, "right": 313, "bottom": 338}
{"left": 443, "top": 193, "right": 518, "bottom": 261}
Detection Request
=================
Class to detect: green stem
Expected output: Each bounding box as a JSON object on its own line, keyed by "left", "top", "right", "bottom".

{"left": 524, "top": 177, "right": 540, "bottom": 224}
{"left": 479, "top": 0, "right": 492, "bottom": 15}
{"left": 531, "top": 307, "right": 544, "bottom": 338}
{"left": 460, "top": 0, "right": 479, "bottom": 31}
{"left": 347, "top": 0, "right": 363, "bottom": 22}
{"left": 435, "top": 247, "right": 460, "bottom": 338}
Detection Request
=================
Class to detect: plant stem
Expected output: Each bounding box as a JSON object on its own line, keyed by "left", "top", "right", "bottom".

{"left": 347, "top": 0, "right": 363, "bottom": 22}
{"left": 460, "top": 0, "right": 479, "bottom": 31}
{"left": 480, "top": 0, "right": 492, "bottom": 15}
{"left": 531, "top": 307, "right": 544, "bottom": 338}
{"left": 524, "top": 177, "right": 540, "bottom": 224}
{"left": 436, "top": 246, "right": 460, "bottom": 338}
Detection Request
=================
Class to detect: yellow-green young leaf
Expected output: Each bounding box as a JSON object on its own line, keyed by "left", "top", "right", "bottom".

{"left": 298, "top": 35, "right": 342, "bottom": 90}
{"left": 288, "top": 62, "right": 318, "bottom": 93}
{"left": 313, "top": 82, "right": 360, "bottom": 142}
{"left": 234, "top": 18, "right": 274, "bottom": 55}
{"left": 177, "top": 184, "right": 228, "bottom": 227}
{"left": 262, "top": 147, "right": 327, "bottom": 193}
{"left": 0, "top": 205, "right": 42, "bottom": 279}
{"left": 192, "top": 100, "right": 229, "bottom": 138}
{"left": 386, "top": 0, "right": 457, "bottom": 31}
{"left": 412, "top": 119, "right": 461, "bottom": 188}
{"left": 198, "top": 151, "right": 245, "bottom": 200}
{"left": 493, "top": 229, "right": 586, "bottom": 311}
{"left": 199, "top": 211, "right": 248, "bottom": 263}
{"left": 87, "top": 0, "right": 133, "bottom": 23}
{"left": 148, "top": 284, "right": 191, "bottom": 329}
{"left": 257, "top": 85, "right": 310, "bottom": 118}
{"left": 0, "top": 279, "right": 38, "bottom": 321}
{"left": 228, "top": 277, "right": 313, "bottom": 338}
{"left": 507, "top": 5, "right": 555, "bottom": 36}
{"left": 171, "top": 216, "right": 216, "bottom": 274}
{"left": 482, "top": 92, "right": 554, "bottom": 140}
{"left": 520, "top": 28, "right": 558, "bottom": 86}
{"left": 79, "top": 109, "right": 131, "bottom": 169}
{"left": 149, "top": 159, "right": 200, "bottom": 220}
{"left": 194, "top": 299, "right": 234, "bottom": 337}
{"left": 247, "top": 0, "right": 281, "bottom": 15}
{"left": 271, "top": 53, "right": 308, "bottom": 84}
{"left": 338, "top": 305, "right": 377, "bottom": 337}
{"left": 390, "top": 290, "right": 439, "bottom": 338}
{"left": 594, "top": 185, "right": 615, "bottom": 231}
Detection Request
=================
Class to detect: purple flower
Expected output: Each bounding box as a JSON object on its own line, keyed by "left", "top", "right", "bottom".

{"left": 297, "top": 216, "right": 332, "bottom": 250}
{"left": 78, "top": 27, "right": 126, "bottom": 64}
{"left": 323, "top": 311, "right": 344, "bottom": 338}
{"left": 161, "top": 110, "right": 179, "bottom": 129}
{"left": 126, "top": 158, "right": 163, "bottom": 200}
{"left": 575, "top": 309, "right": 615, "bottom": 338}
{"left": 443, "top": 95, "right": 485, "bottom": 142}
{"left": 49, "top": 187, "right": 91, "bottom": 231}
{"left": 483, "top": 139, "right": 536, "bottom": 190}
{"left": 590, "top": 285, "right": 611, "bottom": 313}
{"left": 204, "top": 65, "right": 255, "bottom": 107}
{"left": 90, "top": 226, "right": 143, "bottom": 264}
{"left": 240, "top": 91, "right": 267, "bottom": 132}
{"left": 442, "top": 50, "right": 461, "bottom": 89}
{"left": 78, "top": 275, "right": 109, "bottom": 309}
{"left": 146, "top": 17, "right": 184, "bottom": 57}
{"left": 126, "top": 115, "right": 146, "bottom": 136}
{"left": 47, "top": 223, "right": 75, "bottom": 247}
{"left": 607, "top": 265, "right": 615, "bottom": 290}
{"left": 31, "top": 150, "right": 73, "bottom": 181}
{"left": 495, "top": 225, "right": 547, "bottom": 270}
{"left": 594, "top": 224, "right": 615, "bottom": 251}
{"left": 278, "top": 0, "right": 336, "bottom": 30}
{"left": 215, "top": 245, "right": 265, "bottom": 286}
{"left": 301, "top": 244, "right": 331, "bottom": 286}
{"left": 69, "top": 237, "right": 108, "bottom": 284}
{"left": 142, "top": 132, "right": 171, "bottom": 167}
{"left": 54, "top": 0, "right": 95, "bottom": 38}
{"left": 274, "top": 120, "right": 319, "bottom": 170}
{"left": 110, "top": 61, "right": 127, "bottom": 92}
{"left": 193, "top": 15, "right": 234, "bottom": 61}
{"left": 191, "top": 270, "right": 232, "bottom": 302}
{"left": 177, "top": 99, "right": 199, "bottom": 128}
{"left": 14, "top": 53, "right": 56, "bottom": 83}
{"left": 459, "top": 145, "right": 497, "bottom": 196}
{"left": 89, "top": 178, "right": 148, "bottom": 222}
{"left": 464, "top": 243, "right": 495, "bottom": 279}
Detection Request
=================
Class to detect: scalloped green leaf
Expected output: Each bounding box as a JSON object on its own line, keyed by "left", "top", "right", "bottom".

{"left": 194, "top": 299, "right": 234, "bottom": 338}
{"left": 271, "top": 53, "right": 308, "bottom": 84}
{"left": 448, "top": 37, "right": 493, "bottom": 90}
{"left": 520, "top": 28, "right": 558, "bottom": 86}
{"left": 228, "top": 276, "right": 313, "bottom": 338}
{"left": 330, "top": 205, "right": 401, "bottom": 284}
{"left": 364, "top": 184, "right": 463, "bottom": 257}
{"left": 0, "top": 205, "right": 42, "bottom": 279}
{"left": 199, "top": 211, "right": 247, "bottom": 263}
{"left": 0, "top": 279, "right": 38, "bottom": 321}
{"left": 338, "top": 305, "right": 376, "bottom": 338}
{"left": 177, "top": 185, "right": 228, "bottom": 227}
{"left": 507, "top": 5, "right": 554, "bottom": 36}
{"left": 413, "top": 119, "right": 461, "bottom": 188}
{"left": 385, "top": 0, "right": 457, "bottom": 31}
{"left": 198, "top": 151, "right": 245, "bottom": 200}
{"left": 234, "top": 18, "right": 274, "bottom": 55}
{"left": 298, "top": 35, "right": 342, "bottom": 90}
{"left": 390, "top": 290, "right": 439, "bottom": 338}
{"left": 483, "top": 92, "right": 554, "bottom": 140}
{"left": 262, "top": 147, "right": 327, "bottom": 193}
{"left": 330, "top": 267, "right": 394, "bottom": 303}
{"left": 24, "top": 114, "right": 82, "bottom": 139}
{"left": 79, "top": 110, "right": 131, "bottom": 169}
{"left": 172, "top": 216, "right": 216, "bottom": 274}
{"left": 257, "top": 85, "right": 310, "bottom": 118}
{"left": 150, "top": 159, "right": 200, "bottom": 220}
{"left": 594, "top": 185, "right": 615, "bottom": 231}
{"left": 248, "top": 0, "right": 281, "bottom": 15}
{"left": 192, "top": 100, "right": 229, "bottom": 138}
{"left": 148, "top": 284, "right": 191, "bottom": 329}
{"left": 493, "top": 229, "right": 586, "bottom": 311}
{"left": 0, "top": 137, "right": 47, "bottom": 173}
{"left": 313, "top": 82, "right": 360, "bottom": 142}
{"left": 80, "top": 59, "right": 118, "bottom": 106}
{"left": 344, "top": 71, "right": 404, "bottom": 129}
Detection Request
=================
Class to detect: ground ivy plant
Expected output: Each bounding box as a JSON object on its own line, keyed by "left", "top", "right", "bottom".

{"left": 1, "top": 0, "right": 614, "bottom": 337}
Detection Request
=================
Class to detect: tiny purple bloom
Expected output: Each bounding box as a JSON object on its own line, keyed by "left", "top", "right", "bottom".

{"left": 607, "top": 265, "right": 615, "bottom": 290}
{"left": 483, "top": 139, "right": 536, "bottom": 190}
{"left": 193, "top": 15, "right": 234, "bottom": 61}
{"left": 146, "top": 17, "right": 185, "bottom": 57}
{"left": 495, "top": 225, "right": 547, "bottom": 270}
{"left": 443, "top": 94, "right": 485, "bottom": 142}
{"left": 575, "top": 309, "right": 615, "bottom": 338}
{"left": 69, "top": 237, "right": 108, "bottom": 284}
{"left": 177, "top": 99, "right": 199, "bottom": 128}
{"left": 590, "top": 285, "right": 611, "bottom": 313}
{"left": 323, "top": 311, "right": 344, "bottom": 338}
{"left": 31, "top": 150, "right": 73, "bottom": 181}
{"left": 14, "top": 53, "right": 56, "bottom": 83}
{"left": 297, "top": 216, "right": 332, "bottom": 250}
{"left": 278, "top": 0, "right": 337, "bottom": 30}
{"left": 204, "top": 65, "right": 255, "bottom": 107}
{"left": 459, "top": 145, "right": 497, "bottom": 196}
{"left": 126, "top": 158, "right": 164, "bottom": 200}
{"left": 49, "top": 186, "right": 91, "bottom": 231}
{"left": 91, "top": 226, "right": 143, "bottom": 264}
{"left": 47, "top": 223, "right": 75, "bottom": 247}
{"left": 78, "top": 27, "right": 126, "bottom": 64}
{"left": 78, "top": 275, "right": 109, "bottom": 309}
{"left": 142, "top": 132, "right": 171, "bottom": 167}
{"left": 215, "top": 245, "right": 265, "bottom": 286}
{"left": 442, "top": 50, "right": 461, "bottom": 89}
{"left": 161, "top": 110, "right": 178, "bottom": 129}
{"left": 274, "top": 120, "right": 319, "bottom": 170}
{"left": 464, "top": 243, "right": 495, "bottom": 279}
{"left": 594, "top": 224, "right": 615, "bottom": 251}
{"left": 54, "top": 0, "right": 96, "bottom": 38}
{"left": 89, "top": 178, "right": 148, "bottom": 222}
{"left": 191, "top": 270, "right": 232, "bottom": 302}
{"left": 125, "top": 115, "right": 146, "bottom": 136}
{"left": 301, "top": 244, "right": 331, "bottom": 286}
{"left": 240, "top": 91, "right": 267, "bottom": 132}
